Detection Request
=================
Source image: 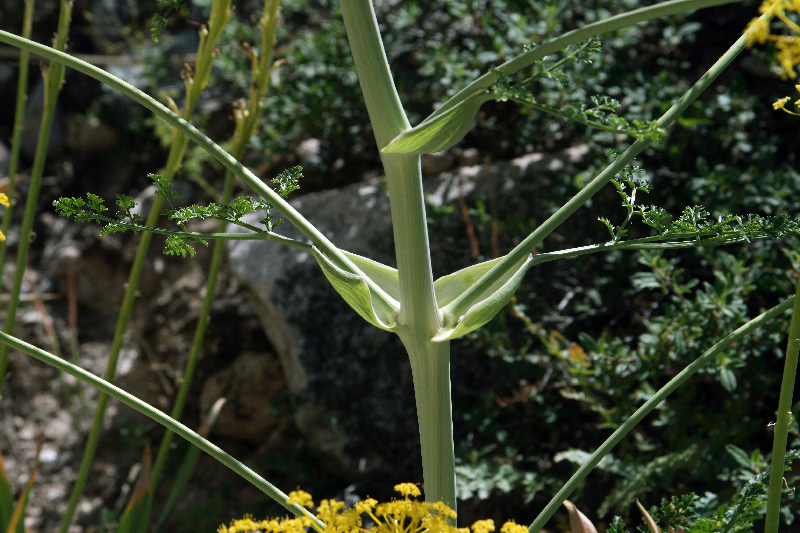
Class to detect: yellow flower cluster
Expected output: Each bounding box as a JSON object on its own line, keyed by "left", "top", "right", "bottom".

{"left": 773, "top": 84, "right": 800, "bottom": 114}
{"left": 0, "top": 192, "right": 8, "bottom": 242}
{"left": 218, "top": 484, "right": 529, "bottom": 533}
{"left": 745, "top": 0, "right": 800, "bottom": 79}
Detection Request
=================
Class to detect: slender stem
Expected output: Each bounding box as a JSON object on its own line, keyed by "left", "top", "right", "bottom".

{"left": 0, "top": 0, "right": 34, "bottom": 275}
{"left": 0, "top": 0, "right": 73, "bottom": 394}
{"left": 150, "top": 0, "right": 282, "bottom": 511}
{"left": 59, "top": 5, "right": 235, "bottom": 527}
{"left": 60, "top": 196, "right": 166, "bottom": 532}
{"left": 0, "top": 331, "right": 323, "bottom": 530}
{"left": 764, "top": 277, "right": 800, "bottom": 533}
{"left": 525, "top": 234, "right": 788, "bottom": 267}
{"left": 442, "top": 22, "right": 754, "bottom": 326}
{"left": 62, "top": 214, "right": 314, "bottom": 251}
{"left": 148, "top": 187, "right": 232, "bottom": 505}
{"left": 430, "top": 0, "right": 742, "bottom": 122}
{"left": 527, "top": 296, "right": 795, "bottom": 533}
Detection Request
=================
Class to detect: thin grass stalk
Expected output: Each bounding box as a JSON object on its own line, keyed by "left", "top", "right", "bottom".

{"left": 0, "top": 330, "right": 324, "bottom": 530}
{"left": 0, "top": 0, "right": 73, "bottom": 395}
{"left": 0, "top": 0, "right": 35, "bottom": 276}
{"left": 527, "top": 296, "right": 795, "bottom": 533}
{"left": 339, "top": 0, "right": 453, "bottom": 510}
{"left": 58, "top": 4, "right": 233, "bottom": 530}
{"left": 148, "top": 2, "right": 280, "bottom": 513}
{"left": 764, "top": 275, "right": 800, "bottom": 533}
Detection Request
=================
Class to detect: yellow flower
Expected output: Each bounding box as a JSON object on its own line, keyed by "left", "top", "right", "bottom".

{"left": 354, "top": 498, "right": 377, "bottom": 514}
{"left": 773, "top": 85, "right": 800, "bottom": 114}
{"left": 218, "top": 514, "right": 266, "bottom": 533}
{"left": 499, "top": 521, "right": 528, "bottom": 533}
{"left": 745, "top": 17, "right": 771, "bottom": 45}
{"left": 0, "top": 193, "right": 8, "bottom": 208}
{"left": 394, "top": 483, "right": 421, "bottom": 498}
{"left": 745, "top": 0, "right": 800, "bottom": 78}
{"left": 222, "top": 485, "right": 522, "bottom": 533}
{"left": 470, "top": 520, "right": 495, "bottom": 533}
{"left": 287, "top": 490, "right": 315, "bottom": 509}
{"left": 774, "top": 95, "right": 792, "bottom": 109}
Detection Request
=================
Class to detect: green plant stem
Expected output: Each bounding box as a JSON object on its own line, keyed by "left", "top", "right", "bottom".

{"left": 0, "top": 30, "right": 396, "bottom": 317}
{"left": 764, "top": 276, "right": 800, "bottom": 533}
{"left": 442, "top": 18, "right": 755, "bottom": 327}
{"left": 0, "top": 330, "right": 324, "bottom": 531}
{"left": 430, "top": 0, "right": 741, "bottom": 122}
{"left": 339, "top": 0, "right": 454, "bottom": 510}
{"left": 525, "top": 234, "right": 794, "bottom": 266}
{"left": 74, "top": 215, "right": 313, "bottom": 251}
{"left": 403, "top": 336, "right": 455, "bottom": 511}
{"left": 0, "top": 0, "right": 72, "bottom": 395}
{"left": 147, "top": 188, "right": 232, "bottom": 514}
{"left": 0, "top": 0, "right": 34, "bottom": 276}
{"left": 58, "top": 3, "right": 235, "bottom": 527}
{"left": 527, "top": 295, "right": 795, "bottom": 533}
{"left": 59, "top": 197, "right": 167, "bottom": 533}
{"left": 149, "top": 3, "right": 282, "bottom": 522}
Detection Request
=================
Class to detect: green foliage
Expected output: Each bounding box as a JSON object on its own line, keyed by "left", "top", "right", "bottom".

{"left": 490, "top": 40, "right": 664, "bottom": 142}
{"left": 151, "top": 0, "right": 189, "bottom": 42}
{"left": 53, "top": 166, "right": 303, "bottom": 257}
{"left": 596, "top": 450, "right": 800, "bottom": 533}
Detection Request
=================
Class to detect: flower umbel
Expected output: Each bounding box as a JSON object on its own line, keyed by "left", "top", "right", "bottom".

{"left": 745, "top": 0, "right": 800, "bottom": 79}
{"left": 773, "top": 84, "right": 800, "bottom": 114}
{"left": 219, "top": 484, "right": 520, "bottom": 533}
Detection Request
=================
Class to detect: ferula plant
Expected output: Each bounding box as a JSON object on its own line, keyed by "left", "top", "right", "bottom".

{"left": 0, "top": 0, "right": 799, "bottom": 531}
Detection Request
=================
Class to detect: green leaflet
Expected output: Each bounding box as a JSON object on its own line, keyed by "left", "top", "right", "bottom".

{"left": 312, "top": 247, "right": 400, "bottom": 331}
{"left": 432, "top": 255, "right": 533, "bottom": 342}
{"left": 381, "top": 92, "right": 492, "bottom": 155}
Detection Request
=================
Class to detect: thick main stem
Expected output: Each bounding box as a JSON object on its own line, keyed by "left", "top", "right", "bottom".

{"left": 339, "top": 0, "right": 453, "bottom": 510}
{"left": 403, "top": 335, "right": 456, "bottom": 511}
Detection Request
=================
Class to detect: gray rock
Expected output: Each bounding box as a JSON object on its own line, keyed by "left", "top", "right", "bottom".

{"left": 228, "top": 180, "right": 413, "bottom": 477}
{"left": 22, "top": 79, "right": 66, "bottom": 160}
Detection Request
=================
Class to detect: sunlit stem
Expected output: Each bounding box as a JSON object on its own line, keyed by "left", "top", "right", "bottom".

{"left": 764, "top": 277, "right": 800, "bottom": 533}
{"left": 339, "top": 0, "right": 453, "bottom": 511}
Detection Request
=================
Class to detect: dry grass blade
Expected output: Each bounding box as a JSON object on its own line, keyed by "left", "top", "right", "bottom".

{"left": 563, "top": 500, "right": 599, "bottom": 533}
{"left": 636, "top": 499, "right": 662, "bottom": 533}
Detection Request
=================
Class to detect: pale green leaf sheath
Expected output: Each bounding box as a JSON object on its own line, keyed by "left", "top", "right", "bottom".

{"left": 432, "top": 256, "right": 534, "bottom": 341}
